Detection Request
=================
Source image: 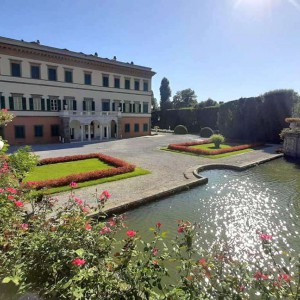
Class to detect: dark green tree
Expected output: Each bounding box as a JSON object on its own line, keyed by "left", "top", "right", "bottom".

{"left": 173, "top": 89, "right": 197, "bottom": 109}
{"left": 159, "top": 77, "right": 172, "bottom": 110}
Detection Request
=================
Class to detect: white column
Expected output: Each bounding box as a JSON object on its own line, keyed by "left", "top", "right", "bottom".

{"left": 80, "top": 125, "right": 84, "bottom": 142}
{"left": 109, "top": 100, "right": 112, "bottom": 112}
{"left": 88, "top": 125, "right": 91, "bottom": 141}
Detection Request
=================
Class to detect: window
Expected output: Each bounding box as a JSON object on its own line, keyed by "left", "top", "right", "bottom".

{"left": 143, "top": 123, "right": 148, "bottom": 132}
{"left": 134, "top": 80, "right": 140, "bottom": 91}
{"left": 84, "top": 73, "right": 92, "bottom": 85}
{"left": 11, "top": 62, "right": 21, "bottom": 77}
{"left": 48, "top": 67, "right": 57, "bottom": 81}
{"left": 102, "top": 101, "right": 110, "bottom": 111}
{"left": 50, "top": 99, "right": 58, "bottom": 111}
{"left": 51, "top": 125, "right": 60, "bottom": 137}
{"left": 34, "top": 125, "right": 43, "bottom": 137}
{"left": 103, "top": 75, "right": 109, "bottom": 87}
{"left": 143, "top": 102, "right": 149, "bottom": 113}
{"left": 134, "top": 123, "right": 139, "bottom": 132}
{"left": 13, "top": 95, "right": 23, "bottom": 110}
{"left": 124, "top": 102, "right": 130, "bottom": 113}
{"left": 15, "top": 126, "right": 25, "bottom": 139}
{"left": 84, "top": 98, "right": 94, "bottom": 111}
{"left": 31, "top": 65, "right": 40, "bottom": 79}
{"left": 143, "top": 81, "right": 149, "bottom": 92}
{"left": 114, "top": 77, "right": 120, "bottom": 88}
{"left": 33, "top": 97, "right": 41, "bottom": 110}
{"left": 125, "top": 79, "right": 130, "bottom": 89}
{"left": 65, "top": 70, "right": 73, "bottom": 83}
{"left": 64, "top": 98, "right": 76, "bottom": 110}
{"left": 125, "top": 124, "right": 130, "bottom": 133}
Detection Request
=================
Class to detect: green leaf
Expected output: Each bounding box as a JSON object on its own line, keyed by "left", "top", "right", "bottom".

{"left": 161, "top": 231, "right": 169, "bottom": 238}
{"left": 75, "top": 248, "right": 85, "bottom": 256}
{"left": 149, "top": 227, "right": 155, "bottom": 231}
{"left": 2, "top": 277, "right": 12, "bottom": 283}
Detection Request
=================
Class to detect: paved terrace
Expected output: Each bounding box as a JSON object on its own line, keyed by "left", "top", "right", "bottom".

{"left": 16, "top": 133, "right": 283, "bottom": 215}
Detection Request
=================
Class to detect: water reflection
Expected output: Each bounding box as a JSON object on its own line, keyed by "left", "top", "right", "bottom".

{"left": 123, "top": 158, "right": 300, "bottom": 260}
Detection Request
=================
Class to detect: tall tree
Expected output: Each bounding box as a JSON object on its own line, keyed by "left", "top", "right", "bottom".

{"left": 172, "top": 88, "right": 197, "bottom": 109}
{"left": 159, "top": 77, "right": 172, "bottom": 110}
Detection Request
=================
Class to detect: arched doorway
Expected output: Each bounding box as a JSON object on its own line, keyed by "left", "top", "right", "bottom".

{"left": 69, "top": 120, "right": 81, "bottom": 140}
{"left": 111, "top": 120, "right": 117, "bottom": 138}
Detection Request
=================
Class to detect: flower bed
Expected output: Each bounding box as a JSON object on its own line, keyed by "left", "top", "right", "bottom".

{"left": 24, "top": 153, "right": 135, "bottom": 189}
{"left": 168, "top": 140, "right": 264, "bottom": 155}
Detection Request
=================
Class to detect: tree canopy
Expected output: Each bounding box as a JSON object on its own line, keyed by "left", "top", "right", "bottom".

{"left": 172, "top": 88, "right": 197, "bottom": 109}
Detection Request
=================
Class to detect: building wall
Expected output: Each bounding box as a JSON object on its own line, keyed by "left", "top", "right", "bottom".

{"left": 0, "top": 37, "right": 155, "bottom": 145}
{"left": 120, "top": 116, "right": 151, "bottom": 138}
{"left": 5, "top": 116, "right": 61, "bottom": 145}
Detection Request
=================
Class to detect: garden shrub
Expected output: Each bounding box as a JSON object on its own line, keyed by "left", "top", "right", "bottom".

{"left": 8, "top": 146, "right": 39, "bottom": 182}
{"left": 174, "top": 125, "right": 188, "bottom": 134}
{"left": 211, "top": 134, "right": 225, "bottom": 148}
{"left": 200, "top": 127, "right": 213, "bottom": 138}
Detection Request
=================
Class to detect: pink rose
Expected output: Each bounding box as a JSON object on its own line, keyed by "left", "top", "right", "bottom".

{"left": 72, "top": 258, "right": 86, "bottom": 266}
{"left": 126, "top": 230, "right": 137, "bottom": 237}
{"left": 70, "top": 182, "right": 78, "bottom": 188}
{"left": 15, "top": 201, "right": 24, "bottom": 207}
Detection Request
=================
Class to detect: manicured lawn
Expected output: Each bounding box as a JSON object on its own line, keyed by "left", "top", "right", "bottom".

{"left": 25, "top": 158, "right": 112, "bottom": 181}
{"left": 190, "top": 143, "right": 237, "bottom": 150}
{"left": 45, "top": 167, "right": 150, "bottom": 194}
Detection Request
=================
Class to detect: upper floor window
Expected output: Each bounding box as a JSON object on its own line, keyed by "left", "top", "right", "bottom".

{"left": 84, "top": 72, "right": 92, "bottom": 85}
{"left": 65, "top": 70, "right": 73, "bottom": 83}
{"left": 48, "top": 67, "right": 57, "bottom": 81}
{"left": 143, "top": 102, "right": 149, "bottom": 113}
{"left": 64, "top": 98, "right": 76, "bottom": 110}
{"left": 12, "top": 95, "right": 24, "bottom": 110}
{"left": 102, "top": 100, "right": 110, "bottom": 111}
{"left": 114, "top": 77, "right": 120, "bottom": 88}
{"left": 11, "top": 62, "right": 21, "bottom": 77}
{"left": 31, "top": 65, "right": 40, "bottom": 79}
{"left": 31, "top": 96, "right": 42, "bottom": 110}
{"left": 125, "top": 79, "right": 130, "bottom": 90}
{"left": 143, "top": 81, "right": 149, "bottom": 92}
{"left": 134, "top": 80, "right": 140, "bottom": 91}
{"left": 50, "top": 99, "right": 58, "bottom": 111}
{"left": 103, "top": 75, "right": 109, "bottom": 87}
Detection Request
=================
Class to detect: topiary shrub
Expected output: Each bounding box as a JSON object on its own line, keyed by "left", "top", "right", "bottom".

{"left": 174, "top": 125, "right": 188, "bottom": 134}
{"left": 211, "top": 134, "right": 225, "bottom": 148}
{"left": 200, "top": 127, "right": 213, "bottom": 138}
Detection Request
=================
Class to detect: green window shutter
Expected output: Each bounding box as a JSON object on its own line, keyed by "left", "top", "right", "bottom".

{"left": 29, "top": 98, "right": 34, "bottom": 110}
{"left": 47, "top": 99, "right": 51, "bottom": 111}
{"left": 22, "top": 97, "right": 27, "bottom": 110}
{"left": 41, "top": 98, "right": 45, "bottom": 111}
{"left": 9, "top": 97, "right": 14, "bottom": 110}
{"left": 83, "top": 101, "right": 86, "bottom": 111}
{"left": 139, "top": 104, "right": 142, "bottom": 113}
{"left": 58, "top": 100, "right": 62, "bottom": 111}
{"left": 0, "top": 96, "right": 5, "bottom": 109}
{"left": 73, "top": 100, "right": 77, "bottom": 110}
{"left": 92, "top": 101, "right": 95, "bottom": 111}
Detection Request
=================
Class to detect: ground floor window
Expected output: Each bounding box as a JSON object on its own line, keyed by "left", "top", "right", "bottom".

{"left": 134, "top": 123, "right": 139, "bottom": 132}
{"left": 143, "top": 123, "right": 148, "bottom": 132}
{"left": 34, "top": 125, "right": 43, "bottom": 137}
{"left": 15, "top": 125, "right": 25, "bottom": 138}
{"left": 51, "top": 125, "right": 60, "bottom": 137}
{"left": 125, "top": 124, "right": 130, "bottom": 133}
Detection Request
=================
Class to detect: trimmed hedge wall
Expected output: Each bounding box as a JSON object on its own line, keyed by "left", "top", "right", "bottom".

{"left": 168, "top": 141, "right": 264, "bottom": 156}
{"left": 152, "top": 89, "right": 299, "bottom": 143}
{"left": 25, "top": 153, "right": 135, "bottom": 189}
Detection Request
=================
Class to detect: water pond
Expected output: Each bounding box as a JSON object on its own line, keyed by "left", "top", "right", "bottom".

{"left": 122, "top": 158, "right": 300, "bottom": 257}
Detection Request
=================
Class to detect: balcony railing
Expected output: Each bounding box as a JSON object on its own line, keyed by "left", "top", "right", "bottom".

{"left": 60, "top": 110, "right": 120, "bottom": 117}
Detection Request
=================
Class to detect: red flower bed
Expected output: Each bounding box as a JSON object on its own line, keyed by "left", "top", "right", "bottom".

{"left": 25, "top": 153, "right": 135, "bottom": 189}
{"left": 168, "top": 140, "right": 264, "bottom": 156}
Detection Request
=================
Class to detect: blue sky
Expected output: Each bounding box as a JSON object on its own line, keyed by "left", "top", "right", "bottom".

{"left": 1, "top": 0, "right": 300, "bottom": 103}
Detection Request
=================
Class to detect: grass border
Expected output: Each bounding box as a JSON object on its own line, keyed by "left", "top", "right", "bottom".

{"left": 23, "top": 153, "right": 136, "bottom": 189}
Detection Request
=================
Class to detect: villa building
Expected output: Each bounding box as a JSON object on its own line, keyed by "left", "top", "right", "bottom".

{"left": 0, "top": 36, "right": 155, "bottom": 145}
